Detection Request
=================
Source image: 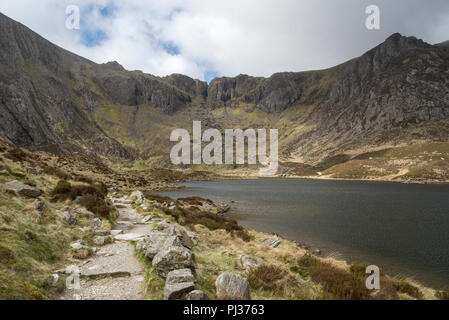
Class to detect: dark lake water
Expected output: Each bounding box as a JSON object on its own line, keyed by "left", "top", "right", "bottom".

{"left": 158, "top": 178, "right": 449, "bottom": 288}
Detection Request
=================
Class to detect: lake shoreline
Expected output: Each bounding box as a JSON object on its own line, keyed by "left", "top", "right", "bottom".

{"left": 157, "top": 178, "right": 449, "bottom": 290}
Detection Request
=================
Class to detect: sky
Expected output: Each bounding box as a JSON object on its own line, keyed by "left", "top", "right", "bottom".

{"left": 1, "top": 0, "right": 448, "bottom": 82}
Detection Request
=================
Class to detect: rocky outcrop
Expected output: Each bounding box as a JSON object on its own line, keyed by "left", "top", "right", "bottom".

{"left": 0, "top": 180, "right": 41, "bottom": 198}
{"left": 1, "top": 12, "right": 448, "bottom": 164}
{"left": 215, "top": 272, "right": 251, "bottom": 300}
{"left": 0, "top": 13, "right": 132, "bottom": 158}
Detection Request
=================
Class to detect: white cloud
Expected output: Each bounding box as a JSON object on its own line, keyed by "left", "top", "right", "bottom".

{"left": 1, "top": 0, "right": 448, "bottom": 81}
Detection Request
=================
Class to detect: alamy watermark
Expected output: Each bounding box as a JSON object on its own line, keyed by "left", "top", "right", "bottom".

{"left": 66, "top": 5, "right": 80, "bottom": 30}
{"left": 170, "top": 121, "right": 279, "bottom": 175}
{"left": 366, "top": 265, "right": 380, "bottom": 290}
{"left": 366, "top": 5, "right": 380, "bottom": 30}
{"left": 65, "top": 265, "right": 81, "bottom": 290}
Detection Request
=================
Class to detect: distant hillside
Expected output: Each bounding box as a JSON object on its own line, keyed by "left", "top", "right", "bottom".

{"left": 436, "top": 40, "right": 449, "bottom": 48}
{"left": 0, "top": 12, "right": 448, "bottom": 180}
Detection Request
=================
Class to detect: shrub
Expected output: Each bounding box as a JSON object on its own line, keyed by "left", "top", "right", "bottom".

{"left": 296, "top": 254, "right": 372, "bottom": 300}
{"left": 436, "top": 289, "right": 449, "bottom": 300}
{"left": 247, "top": 265, "right": 289, "bottom": 290}
{"left": 394, "top": 281, "right": 423, "bottom": 299}
{"left": 231, "top": 229, "right": 252, "bottom": 242}
{"left": 4, "top": 148, "right": 27, "bottom": 162}
{"left": 80, "top": 194, "right": 110, "bottom": 217}
{"left": 51, "top": 180, "right": 110, "bottom": 217}
{"left": 51, "top": 180, "right": 71, "bottom": 195}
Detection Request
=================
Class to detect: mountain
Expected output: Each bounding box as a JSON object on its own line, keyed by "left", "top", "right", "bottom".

{"left": 0, "top": 12, "right": 448, "bottom": 179}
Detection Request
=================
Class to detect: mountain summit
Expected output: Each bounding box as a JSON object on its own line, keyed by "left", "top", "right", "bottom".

{"left": 0, "top": 12, "right": 448, "bottom": 172}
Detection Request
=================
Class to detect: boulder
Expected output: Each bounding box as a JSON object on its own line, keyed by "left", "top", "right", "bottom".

{"left": 164, "top": 282, "right": 195, "bottom": 300}
{"left": 136, "top": 231, "right": 169, "bottom": 253}
{"left": 186, "top": 290, "right": 209, "bottom": 300}
{"left": 61, "top": 210, "right": 76, "bottom": 225}
{"left": 0, "top": 213, "right": 3, "bottom": 223}
{"left": 215, "top": 272, "right": 250, "bottom": 300}
{"left": 152, "top": 245, "right": 194, "bottom": 277}
{"left": 163, "top": 224, "right": 194, "bottom": 249}
{"left": 260, "top": 235, "right": 281, "bottom": 248}
{"left": 166, "top": 268, "right": 195, "bottom": 284}
{"left": 239, "top": 255, "right": 260, "bottom": 269}
{"left": 163, "top": 269, "right": 195, "bottom": 300}
{"left": 0, "top": 180, "right": 41, "bottom": 198}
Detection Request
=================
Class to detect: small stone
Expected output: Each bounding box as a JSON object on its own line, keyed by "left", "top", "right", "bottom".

{"left": 260, "top": 235, "right": 281, "bottom": 248}
{"left": 61, "top": 211, "right": 76, "bottom": 225}
{"left": 93, "top": 236, "right": 113, "bottom": 246}
{"left": 129, "top": 191, "right": 144, "bottom": 204}
{"left": 70, "top": 240, "right": 88, "bottom": 250}
{"left": 141, "top": 215, "right": 153, "bottom": 223}
{"left": 110, "top": 230, "right": 123, "bottom": 236}
{"left": 72, "top": 196, "right": 82, "bottom": 205}
{"left": 186, "top": 290, "right": 209, "bottom": 300}
{"left": 239, "top": 255, "right": 259, "bottom": 269}
{"left": 33, "top": 198, "right": 45, "bottom": 212}
{"left": 157, "top": 220, "right": 171, "bottom": 231}
{"left": 215, "top": 272, "right": 250, "bottom": 300}
{"left": 26, "top": 167, "right": 42, "bottom": 175}
{"left": 76, "top": 209, "right": 95, "bottom": 219}
{"left": 52, "top": 274, "right": 59, "bottom": 285}
{"left": 90, "top": 218, "right": 102, "bottom": 229}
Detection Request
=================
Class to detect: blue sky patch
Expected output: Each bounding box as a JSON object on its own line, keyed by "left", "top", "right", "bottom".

{"left": 81, "top": 29, "right": 108, "bottom": 47}
{"left": 204, "top": 70, "right": 220, "bottom": 83}
{"left": 161, "top": 41, "right": 180, "bottom": 56}
{"left": 99, "top": 2, "right": 117, "bottom": 17}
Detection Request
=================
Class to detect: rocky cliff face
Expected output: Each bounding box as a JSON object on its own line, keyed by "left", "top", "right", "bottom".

{"left": 0, "top": 12, "right": 448, "bottom": 163}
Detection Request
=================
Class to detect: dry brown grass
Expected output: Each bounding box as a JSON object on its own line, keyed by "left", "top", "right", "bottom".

{"left": 51, "top": 180, "right": 110, "bottom": 217}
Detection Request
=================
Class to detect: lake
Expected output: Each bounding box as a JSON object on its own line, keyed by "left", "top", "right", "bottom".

{"left": 157, "top": 178, "right": 449, "bottom": 288}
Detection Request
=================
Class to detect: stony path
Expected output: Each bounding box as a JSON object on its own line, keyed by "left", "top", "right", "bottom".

{"left": 61, "top": 200, "right": 153, "bottom": 300}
